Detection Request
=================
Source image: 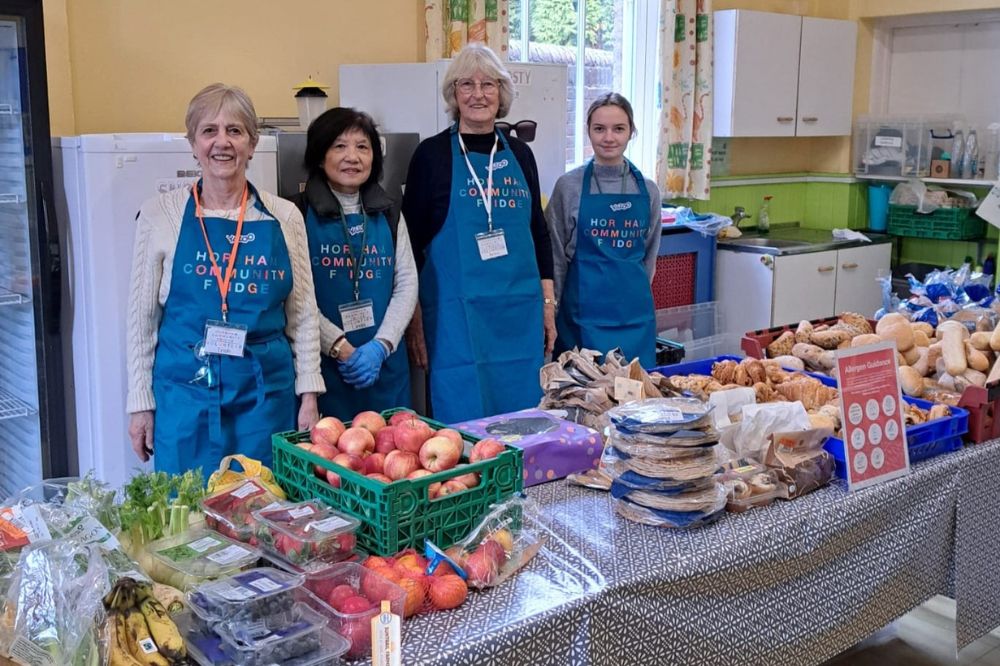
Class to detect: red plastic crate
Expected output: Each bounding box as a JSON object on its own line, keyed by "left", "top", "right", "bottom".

{"left": 740, "top": 316, "right": 844, "bottom": 359}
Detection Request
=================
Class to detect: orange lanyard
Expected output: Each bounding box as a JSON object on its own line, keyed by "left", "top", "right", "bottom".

{"left": 191, "top": 183, "right": 249, "bottom": 322}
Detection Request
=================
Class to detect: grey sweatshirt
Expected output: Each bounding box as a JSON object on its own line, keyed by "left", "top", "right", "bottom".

{"left": 545, "top": 162, "right": 662, "bottom": 302}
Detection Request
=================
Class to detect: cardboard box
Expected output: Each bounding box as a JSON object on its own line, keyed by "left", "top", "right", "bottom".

{"left": 451, "top": 409, "right": 602, "bottom": 486}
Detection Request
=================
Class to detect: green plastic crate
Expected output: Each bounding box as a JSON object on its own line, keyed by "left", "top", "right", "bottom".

{"left": 887, "top": 204, "right": 985, "bottom": 240}
{"left": 271, "top": 409, "right": 523, "bottom": 556}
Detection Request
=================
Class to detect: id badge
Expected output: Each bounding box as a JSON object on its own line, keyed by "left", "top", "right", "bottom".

{"left": 203, "top": 320, "right": 248, "bottom": 357}
{"left": 476, "top": 229, "right": 508, "bottom": 261}
{"left": 339, "top": 299, "right": 376, "bottom": 333}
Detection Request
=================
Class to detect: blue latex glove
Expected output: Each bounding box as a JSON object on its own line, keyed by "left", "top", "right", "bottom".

{"left": 339, "top": 340, "right": 389, "bottom": 389}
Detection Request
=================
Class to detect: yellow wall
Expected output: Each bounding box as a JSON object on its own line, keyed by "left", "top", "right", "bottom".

{"left": 45, "top": 0, "right": 422, "bottom": 135}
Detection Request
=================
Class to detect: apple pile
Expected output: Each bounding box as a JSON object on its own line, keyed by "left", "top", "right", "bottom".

{"left": 303, "top": 410, "right": 507, "bottom": 499}
{"left": 446, "top": 529, "right": 515, "bottom": 589}
{"left": 360, "top": 550, "right": 468, "bottom": 617}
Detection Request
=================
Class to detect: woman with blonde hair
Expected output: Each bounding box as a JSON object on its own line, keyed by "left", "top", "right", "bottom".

{"left": 402, "top": 43, "right": 556, "bottom": 423}
{"left": 126, "top": 83, "right": 324, "bottom": 474}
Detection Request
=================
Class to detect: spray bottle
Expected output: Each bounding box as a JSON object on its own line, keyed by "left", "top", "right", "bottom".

{"left": 758, "top": 195, "right": 772, "bottom": 234}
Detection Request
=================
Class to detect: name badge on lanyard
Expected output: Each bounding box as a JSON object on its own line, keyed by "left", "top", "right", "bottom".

{"left": 203, "top": 319, "right": 248, "bottom": 357}
{"left": 475, "top": 229, "right": 508, "bottom": 260}
{"left": 339, "top": 299, "right": 376, "bottom": 333}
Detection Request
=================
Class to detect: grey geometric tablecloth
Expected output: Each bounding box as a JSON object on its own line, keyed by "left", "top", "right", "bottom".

{"left": 372, "top": 439, "right": 1000, "bottom": 665}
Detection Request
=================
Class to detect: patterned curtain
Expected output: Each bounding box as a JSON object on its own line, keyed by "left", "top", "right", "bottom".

{"left": 657, "top": 0, "right": 712, "bottom": 200}
{"left": 424, "top": 0, "right": 511, "bottom": 61}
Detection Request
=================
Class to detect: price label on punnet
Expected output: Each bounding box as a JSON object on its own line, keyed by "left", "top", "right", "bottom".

{"left": 835, "top": 340, "right": 910, "bottom": 491}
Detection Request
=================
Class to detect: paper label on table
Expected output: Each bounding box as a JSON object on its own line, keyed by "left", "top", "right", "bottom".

{"left": 207, "top": 544, "right": 253, "bottom": 565}
{"left": 976, "top": 184, "right": 1000, "bottom": 230}
{"left": 339, "top": 299, "right": 376, "bottom": 333}
{"left": 835, "top": 341, "right": 910, "bottom": 491}
{"left": 230, "top": 481, "right": 263, "bottom": 499}
{"left": 203, "top": 320, "right": 247, "bottom": 357}
{"left": 187, "top": 536, "right": 222, "bottom": 553}
{"left": 613, "top": 376, "right": 644, "bottom": 403}
{"left": 476, "top": 229, "right": 508, "bottom": 260}
{"left": 216, "top": 583, "right": 256, "bottom": 601}
{"left": 310, "top": 515, "right": 351, "bottom": 533}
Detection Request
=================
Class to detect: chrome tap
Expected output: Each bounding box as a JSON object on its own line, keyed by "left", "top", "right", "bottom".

{"left": 731, "top": 206, "right": 751, "bottom": 228}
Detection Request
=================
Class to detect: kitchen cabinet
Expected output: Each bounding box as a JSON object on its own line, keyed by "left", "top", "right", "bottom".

{"left": 713, "top": 10, "right": 857, "bottom": 137}
{"left": 716, "top": 243, "right": 890, "bottom": 331}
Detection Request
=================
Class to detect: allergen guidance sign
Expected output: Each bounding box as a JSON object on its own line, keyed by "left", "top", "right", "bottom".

{"left": 835, "top": 340, "right": 910, "bottom": 490}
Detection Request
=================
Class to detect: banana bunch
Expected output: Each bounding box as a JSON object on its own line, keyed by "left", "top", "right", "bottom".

{"left": 103, "top": 578, "right": 186, "bottom": 666}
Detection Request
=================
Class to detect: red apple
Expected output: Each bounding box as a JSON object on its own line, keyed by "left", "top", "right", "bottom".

{"left": 366, "top": 473, "right": 392, "bottom": 484}
{"left": 341, "top": 595, "right": 373, "bottom": 614}
{"left": 311, "top": 442, "right": 338, "bottom": 477}
{"left": 311, "top": 416, "right": 346, "bottom": 448}
{"left": 477, "top": 538, "right": 506, "bottom": 568}
{"left": 364, "top": 452, "right": 386, "bottom": 475}
{"left": 340, "top": 615, "right": 373, "bottom": 659}
{"left": 436, "top": 428, "right": 464, "bottom": 449}
{"left": 352, "top": 410, "right": 386, "bottom": 435}
{"left": 374, "top": 426, "right": 398, "bottom": 455}
{"left": 395, "top": 419, "right": 433, "bottom": 454}
{"left": 388, "top": 410, "right": 418, "bottom": 426}
{"left": 470, "top": 438, "right": 505, "bottom": 462}
{"left": 464, "top": 548, "right": 501, "bottom": 586}
{"left": 325, "top": 469, "right": 343, "bottom": 488}
{"left": 296, "top": 442, "right": 315, "bottom": 453}
{"left": 407, "top": 469, "right": 441, "bottom": 499}
{"left": 437, "top": 479, "right": 467, "bottom": 497}
{"left": 452, "top": 471, "right": 480, "bottom": 488}
{"left": 338, "top": 427, "right": 375, "bottom": 457}
{"left": 332, "top": 452, "right": 364, "bottom": 473}
{"left": 383, "top": 450, "right": 421, "bottom": 481}
{"left": 419, "top": 436, "right": 461, "bottom": 472}
{"left": 327, "top": 584, "right": 358, "bottom": 612}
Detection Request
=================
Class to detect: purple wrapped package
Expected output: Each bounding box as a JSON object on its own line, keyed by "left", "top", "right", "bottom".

{"left": 451, "top": 409, "right": 603, "bottom": 486}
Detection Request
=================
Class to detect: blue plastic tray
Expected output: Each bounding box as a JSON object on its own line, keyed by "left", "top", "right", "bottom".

{"left": 652, "top": 355, "right": 970, "bottom": 476}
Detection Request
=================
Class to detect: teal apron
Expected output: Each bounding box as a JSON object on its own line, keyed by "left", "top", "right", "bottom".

{"left": 152, "top": 182, "right": 296, "bottom": 476}
{"left": 306, "top": 205, "right": 410, "bottom": 419}
{"left": 555, "top": 160, "right": 656, "bottom": 367}
{"left": 419, "top": 127, "right": 543, "bottom": 424}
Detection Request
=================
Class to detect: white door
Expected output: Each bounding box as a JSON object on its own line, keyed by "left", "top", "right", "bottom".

{"left": 713, "top": 10, "right": 801, "bottom": 137}
{"left": 796, "top": 17, "right": 857, "bottom": 137}
{"left": 834, "top": 244, "right": 892, "bottom": 317}
{"left": 772, "top": 250, "right": 838, "bottom": 326}
{"left": 716, "top": 249, "right": 775, "bottom": 333}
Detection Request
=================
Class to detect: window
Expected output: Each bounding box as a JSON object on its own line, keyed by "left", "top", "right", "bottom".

{"left": 509, "top": 0, "right": 661, "bottom": 175}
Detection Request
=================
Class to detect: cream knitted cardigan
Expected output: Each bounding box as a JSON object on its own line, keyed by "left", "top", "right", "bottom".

{"left": 125, "top": 185, "right": 325, "bottom": 414}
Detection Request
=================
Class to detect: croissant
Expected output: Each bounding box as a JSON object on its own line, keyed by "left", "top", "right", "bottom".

{"left": 668, "top": 374, "right": 715, "bottom": 396}
{"left": 744, "top": 359, "right": 768, "bottom": 384}
{"left": 774, "top": 379, "right": 839, "bottom": 411}
{"left": 711, "top": 360, "right": 739, "bottom": 384}
{"left": 753, "top": 381, "right": 779, "bottom": 403}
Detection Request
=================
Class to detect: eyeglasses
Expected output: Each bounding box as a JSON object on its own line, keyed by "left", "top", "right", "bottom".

{"left": 190, "top": 341, "right": 217, "bottom": 388}
{"left": 455, "top": 79, "right": 500, "bottom": 96}
{"left": 495, "top": 120, "right": 537, "bottom": 143}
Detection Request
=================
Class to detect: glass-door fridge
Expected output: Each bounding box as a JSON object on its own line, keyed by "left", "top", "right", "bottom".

{"left": 0, "top": 0, "right": 68, "bottom": 497}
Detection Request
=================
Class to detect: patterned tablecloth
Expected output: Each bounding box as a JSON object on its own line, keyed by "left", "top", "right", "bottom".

{"left": 379, "top": 440, "right": 1000, "bottom": 666}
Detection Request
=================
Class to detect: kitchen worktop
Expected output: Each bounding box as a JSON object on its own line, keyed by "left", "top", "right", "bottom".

{"left": 717, "top": 224, "right": 892, "bottom": 256}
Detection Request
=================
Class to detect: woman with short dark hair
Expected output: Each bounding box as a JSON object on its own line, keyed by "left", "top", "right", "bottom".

{"left": 546, "top": 92, "right": 662, "bottom": 366}
{"left": 294, "top": 107, "right": 417, "bottom": 419}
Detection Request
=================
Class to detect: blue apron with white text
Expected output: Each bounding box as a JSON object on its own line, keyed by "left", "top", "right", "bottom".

{"left": 555, "top": 160, "right": 656, "bottom": 367}
{"left": 306, "top": 206, "right": 410, "bottom": 419}
{"left": 419, "top": 128, "right": 543, "bottom": 423}
{"left": 152, "top": 182, "right": 296, "bottom": 476}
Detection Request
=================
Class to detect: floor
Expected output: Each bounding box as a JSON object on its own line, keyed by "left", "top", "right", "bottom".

{"left": 824, "top": 596, "right": 1000, "bottom": 665}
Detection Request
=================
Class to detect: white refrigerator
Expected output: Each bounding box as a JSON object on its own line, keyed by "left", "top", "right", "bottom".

{"left": 52, "top": 133, "right": 278, "bottom": 490}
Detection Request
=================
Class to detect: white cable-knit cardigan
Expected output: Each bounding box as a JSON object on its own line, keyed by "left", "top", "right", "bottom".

{"left": 125, "top": 185, "right": 325, "bottom": 414}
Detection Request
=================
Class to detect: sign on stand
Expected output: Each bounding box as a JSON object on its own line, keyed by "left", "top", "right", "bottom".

{"left": 835, "top": 341, "right": 910, "bottom": 490}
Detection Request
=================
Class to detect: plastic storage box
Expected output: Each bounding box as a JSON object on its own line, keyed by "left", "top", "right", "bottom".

{"left": 215, "top": 602, "right": 330, "bottom": 666}
{"left": 200, "top": 479, "right": 285, "bottom": 544}
{"left": 271, "top": 409, "right": 524, "bottom": 556}
{"left": 887, "top": 204, "right": 985, "bottom": 240}
{"left": 188, "top": 568, "right": 304, "bottom": 625}
{"left": 655, "top": 301, "right": 740, "bottom": 363}
{"left": 252, "top": 502, "right": 359, "bottom": 567}
{"left": 853, "top": 115, "right": 929, "bottom": 177}
{"left": 147, "top": 529, "right": 260, "bottom": 592}
{"left": 292, "top": 562, "right": 406, "bottom": 659}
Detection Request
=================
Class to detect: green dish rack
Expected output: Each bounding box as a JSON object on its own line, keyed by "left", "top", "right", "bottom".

{"left": 887, "top": 204, "right": 985, "bottom": 240}
{"left": 271, "top": 409, "right": 523, "bottom": 556}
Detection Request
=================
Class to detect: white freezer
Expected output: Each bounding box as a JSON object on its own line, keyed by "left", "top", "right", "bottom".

{"left": 52, "top": 133, "right": 277, "bottom": 489}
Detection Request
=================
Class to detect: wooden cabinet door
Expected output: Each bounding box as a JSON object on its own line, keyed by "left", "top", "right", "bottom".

{"left": 834, "top": 244, "right": 892, "bottom": 317}
{"left": 772, "top": 250, "right": 838, "bottom": 326}
{"left": 796, "top": 17, "right": 857, "bottom": 136}
{"left": 713, "top": 10, "right": 801, "bottom": 137}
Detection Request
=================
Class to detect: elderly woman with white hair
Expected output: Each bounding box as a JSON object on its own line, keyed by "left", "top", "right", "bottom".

{"left": 126, "top": 83, "right": 324, "bottom": 475}
{"left": 402, "top": 43, "right": 556, "bottom": 424}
